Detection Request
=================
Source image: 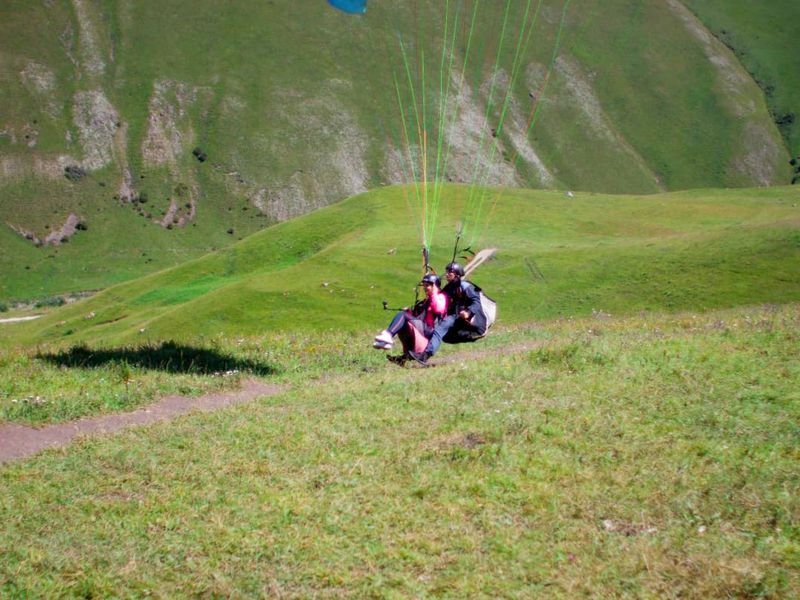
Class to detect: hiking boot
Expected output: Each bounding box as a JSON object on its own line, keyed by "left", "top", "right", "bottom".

{"left": 407, "top": 350, "right": 431, "bottom": 366}
{"left": 386, "top": 353, "right": 409, "bottom": 365}
{"left": 373, "top": 330, "right": 393, "bottom": 350}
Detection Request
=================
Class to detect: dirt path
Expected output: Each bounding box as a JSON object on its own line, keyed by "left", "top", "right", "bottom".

{"left": 0, "top": 339, "right": 543, "bottom": 465}
{"left": 0, "top": 379, "right": 282, "bottom": 464}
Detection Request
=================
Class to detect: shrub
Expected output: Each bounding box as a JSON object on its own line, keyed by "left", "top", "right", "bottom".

{"left": 34, "top": 296, "right": 66, "bottom": 308}
{"left": 64, "top": 165, "right": 86, "bottom": 182}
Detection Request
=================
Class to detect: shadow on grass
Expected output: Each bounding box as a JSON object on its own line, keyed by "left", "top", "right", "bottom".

{"left": 38, "top": 341, "right": 277, "bottom": 376}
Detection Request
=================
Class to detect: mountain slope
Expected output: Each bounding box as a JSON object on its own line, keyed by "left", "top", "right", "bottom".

{"left": 0, "top": 0, "right": 794, "bottom": 301}
{"left": 681, "top": 0, "right": 800, "bottom": 159}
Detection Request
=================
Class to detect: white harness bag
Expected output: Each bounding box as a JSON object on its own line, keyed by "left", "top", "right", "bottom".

{"left": 478, "top": 291, "right": 497, "bottom": 331}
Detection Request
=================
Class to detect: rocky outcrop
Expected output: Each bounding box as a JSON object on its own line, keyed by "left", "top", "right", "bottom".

{"left": 7, "top": 213, "right": 86, "bottom": 247}
{"left": 73, "top": 90, "right": 120, "bottom": 171}
{"left": 142, "top": 80, "right": 210, "bottom": 228}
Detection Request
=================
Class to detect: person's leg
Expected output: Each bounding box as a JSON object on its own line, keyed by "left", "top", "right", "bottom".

{"left": 413, "top": 314, "right": 456, "bottom": 360}
{"left": 375, "top": 310, "right": 413, "bottom": 349}
{"left": 408, "top": 319, "right": 429, "bottom": 353}
{"left": 396, "top": 323, "right": 413, "bottom": 353}
{"left": 386, "top": 310, "right": 412, "bottom": 335}
{"left": 396, "top": 319, "right": 424, "bottom": 354}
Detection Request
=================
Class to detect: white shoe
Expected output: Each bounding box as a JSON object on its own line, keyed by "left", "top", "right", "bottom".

{"left": 373, "top": 330, "right": 393, "bottom": 350}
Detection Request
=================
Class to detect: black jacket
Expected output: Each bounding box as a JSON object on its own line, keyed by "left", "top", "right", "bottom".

{"left": 443, "top": 279, "right": 487, "bottom": 335}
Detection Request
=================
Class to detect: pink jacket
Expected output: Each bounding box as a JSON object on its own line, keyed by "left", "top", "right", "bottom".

{"left": 422, "top": 288, "right": 448, "bottom": 328}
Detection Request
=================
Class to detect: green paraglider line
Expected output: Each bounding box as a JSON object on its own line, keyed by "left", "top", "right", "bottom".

{"left": 461, "top": 0, "right": 543, "bottom": 247}
{"left": 387, "top": 0, "right": 572, "bottom": 266}
{"left": 463, "top": 0, "right": 542, "bottom": 248}
{"left": 392, "top": 71, "right": 424, "bottom": 238}
{"left": 495, "top": 0, "right": 542, "bottom": 139}
{"left": 395, "top": 0, "right": 480, "bottom": 255}
{"left": 358, "top": 6, "right": 432, "bottom": 260}
{"left": 420, "top": 50, "right": 430, "bottom": 250}
{"left": 523, "top": 0, "right": 572, "bottom": 144}
{"left": 396, "top": 36, "right": 428, "bottom": 248}
{"left": 437, "top": 0, "right": 481, "bottom": 223}
{"left": 409, "top": 2, "right": 431, "bottom": 250}
{"left": 428, "top": 0, "right": 454, "bottom": 247}
{"left": 430, "top": 0, "right": 501, "bottom": 251}
{"left": 429, "top": 0, "right": 469, "bottom": 250}
{"left": 461, "top": 0, "right": 516, "bottom": 232}
{"left": 476, "top": 0, "right": 574, "bottom": 248}
{"left": 450, "top": 0, "right": 512, "bottom": 248}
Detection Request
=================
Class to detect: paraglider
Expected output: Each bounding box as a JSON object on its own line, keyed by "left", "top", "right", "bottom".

{"left": 327, "top": 0, "right": 367, "bottom": 15}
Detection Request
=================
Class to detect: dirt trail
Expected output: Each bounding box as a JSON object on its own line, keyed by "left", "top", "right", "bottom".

{"left": 0, "top": 339, "right": 543, "bottom": 465}
{"left": 0, "top": 379, "right": 282, "bottom": 464}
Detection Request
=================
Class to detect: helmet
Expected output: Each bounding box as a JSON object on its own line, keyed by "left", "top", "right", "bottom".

{"left": 421, "top": 273, "right": 440, "bottom": 288}
{"left": 445, "top": 262, "right": 465, "bottom": 277}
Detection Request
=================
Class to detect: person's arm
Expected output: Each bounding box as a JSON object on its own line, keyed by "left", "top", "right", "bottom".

{"left": 432, "top": 290, "right": 448, "bottom": 318}
{"left": 459, "top": 282, "right": 482, "bottom": 321}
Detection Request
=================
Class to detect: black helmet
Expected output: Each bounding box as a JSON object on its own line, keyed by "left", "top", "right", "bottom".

{"left": 421, "top": 273, "right": 440, "bottom": 288}
{"left": 445, "top": 262, "right": 465, "bottom": 277}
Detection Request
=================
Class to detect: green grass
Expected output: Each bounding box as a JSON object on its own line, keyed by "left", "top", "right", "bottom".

{"left": 1, "top": 304, "right": 798, "bottom": 597}
{"left": 0, "top": 332, "right": 365, "bottom": 426}
{"left": 0, "top": 341, "right": 250, "bottom": 425}
{"left": 1, "top": 182, "right": 797, "bottom": 595}
{"left": 2, "top": 2, "right": 797, "bottom": 592}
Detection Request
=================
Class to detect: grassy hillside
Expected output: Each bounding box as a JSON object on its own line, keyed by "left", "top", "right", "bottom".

{"left": 2, "top": 183, "right": 798, "bottom": 349}
{"left": 1, "top": 304, "right": 798, "bottom": 596}
{"left": 682, "top": 0, "right": 800, "bottom": 158}
{"left": 3, "top": 178, "right": 796, "bottom": 595}
{"left": 1, "top": 0, "right": 794, "bottom": 302}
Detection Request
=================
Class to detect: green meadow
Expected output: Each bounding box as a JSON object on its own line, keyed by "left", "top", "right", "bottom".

{"left": 3, "top": 184, "right": 799, "bottom": 349}
{"left": 1, "top": 184, "right": 799, "bottom": 595}
{"left": 1, "top": 183, "right": 798, "bottom": 424}
{"left": 1, "top": 0, "right": 799, "bottom": 595}
{"left": 1, "top": 305, "right": 798, "bottom": 597}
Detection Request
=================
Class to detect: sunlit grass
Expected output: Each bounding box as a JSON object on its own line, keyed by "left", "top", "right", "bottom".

{"left": 1, "top": 304, "right": 798, "bottom": 597}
